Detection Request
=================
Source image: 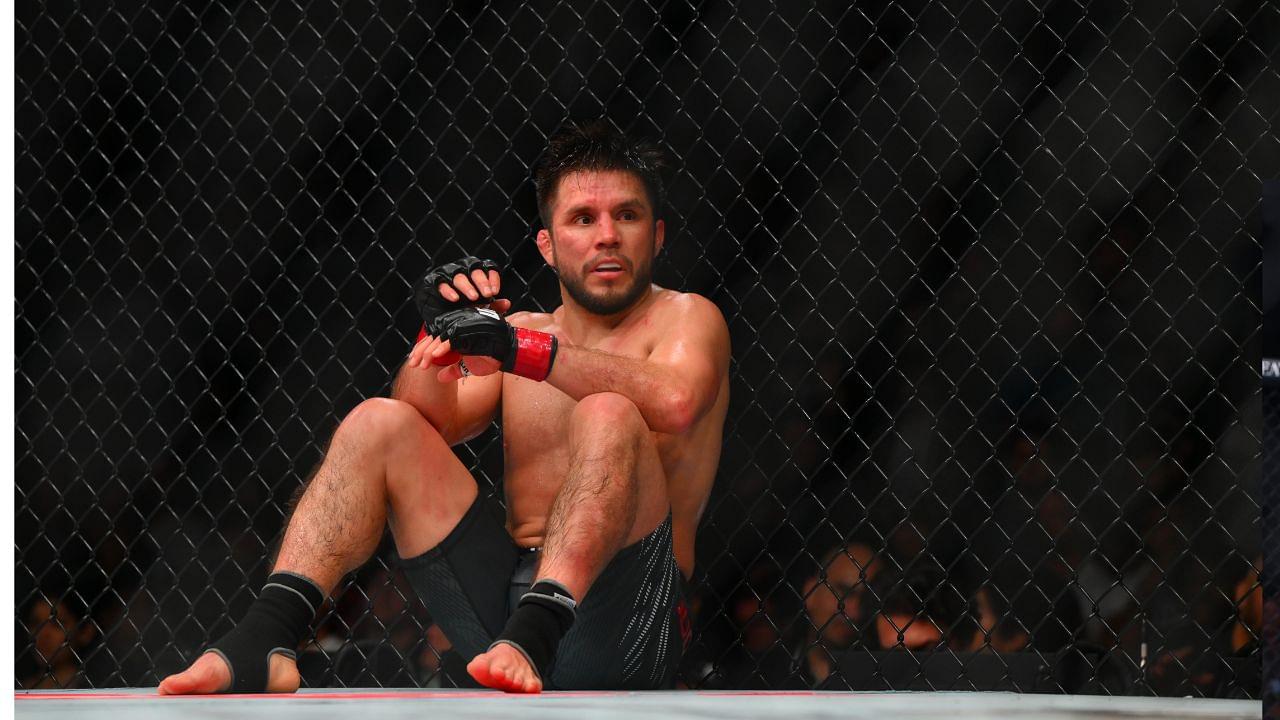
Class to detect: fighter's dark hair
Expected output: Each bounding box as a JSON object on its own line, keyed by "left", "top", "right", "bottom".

{"left": 534, "top": 120, "right": 666, "bottom": 228}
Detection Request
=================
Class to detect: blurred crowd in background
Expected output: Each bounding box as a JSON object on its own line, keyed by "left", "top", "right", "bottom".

{"left": 18, "top": 423, "right": 1264, "bottom": 695}
{"left": 19, "top": 520, "right": 1263, "bottom": 694}
{"left": 17, "top": 0, "right": 1273, "bottom": 697}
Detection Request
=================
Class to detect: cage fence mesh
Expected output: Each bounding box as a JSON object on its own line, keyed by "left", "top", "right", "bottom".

{"left": 16, "top": 0, "right": 1277, "bottom": 696}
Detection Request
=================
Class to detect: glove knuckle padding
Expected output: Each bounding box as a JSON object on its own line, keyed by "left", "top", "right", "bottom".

{"left": 428, "top": 308, "right": 514, "bottom": 360}
{"left": 416, "top": 257, "right": 502, "bottom": 323}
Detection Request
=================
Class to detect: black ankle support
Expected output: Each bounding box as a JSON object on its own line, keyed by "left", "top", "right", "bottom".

{"left": 488, "top": 579, "right": 577, "bottom": 681}
{"left": 206, "top": 572, "right": 324, "bottom": 692}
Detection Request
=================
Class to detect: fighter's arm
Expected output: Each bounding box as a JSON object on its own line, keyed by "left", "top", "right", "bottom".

{"left": 546, "top": 295, "right": 729, "bottom": 434}
{"left": 393, "top": 259, "right": 508, "bottom": 445}
{"left": 391, "top": 336, "right": 503, "bottom": 446}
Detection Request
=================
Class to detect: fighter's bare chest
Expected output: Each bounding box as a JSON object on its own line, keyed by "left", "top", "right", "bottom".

{"left": 499, "top": 331, "right": 654, "bottom": 456}
{"left": 501, "top": 377, "right": 578, "bottom": 443}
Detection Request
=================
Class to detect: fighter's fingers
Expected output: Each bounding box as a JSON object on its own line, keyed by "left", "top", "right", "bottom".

{"left": 471, "top": 268, "right": 493, "bottom": 297}
{"left": 452, "top": 272, "right": 481, "bottom": 301}
{"left": 490, "top": 298, "right": 512, "bottom": 315}
{"left": 409, "top": 335, "right": 435, "bottom": 367}
{"left": 431, "top": 349, "right": 462, "bottom": 367}
{"left": 437, "top": 282, "right": 460, "bottom": 303}
{"left": 487, "top": 269, "right": 501, "bottom": 295}
{"left": 425, "top": 338, "right": 449, "bottom": 368}
{"left": 430, "top": 338, "right": 452, "bottom": 359}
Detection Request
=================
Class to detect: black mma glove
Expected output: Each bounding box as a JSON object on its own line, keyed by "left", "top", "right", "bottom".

{"left": 428, "top": 307, "right": 558, "bottom": 382}
{"left": 415, "top": 256, "right": 501, "bottom": 326}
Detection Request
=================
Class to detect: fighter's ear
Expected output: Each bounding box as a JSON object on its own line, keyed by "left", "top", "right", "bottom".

{"left": 536, "top": 228, "right": 554, "bottom": 267}
{"left": 654, "top": 219, "right": 665, "bottom": 256}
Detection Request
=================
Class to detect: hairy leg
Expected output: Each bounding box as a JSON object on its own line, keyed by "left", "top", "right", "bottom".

{"left": 537, "top": 393, "right": 668, "bottom": 599}
{"left": 275, "top": 398, "right": 478, "bottom": 585}
{"left": 468, "top": 392, "right": 668, "bottom": 692}
{"left": 160, "top": 398, "right": 476, "bottom": 694}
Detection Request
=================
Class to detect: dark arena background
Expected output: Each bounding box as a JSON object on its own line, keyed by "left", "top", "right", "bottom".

{"left": 14, "top": 0, "right": 1277, "bottom": 711}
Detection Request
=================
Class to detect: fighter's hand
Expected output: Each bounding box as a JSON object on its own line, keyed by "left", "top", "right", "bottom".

{"left": 426, "top": 307, "right": 559, "bottom": 383}
{"left": 407, "top": 330, "right": 506, "bottom": 382}
{"left": 436, "top": 344, "right": 503, "bottom": 383}
{"left": 413, "top": 256, "right": 509, "bottom": 370}
{"left": 415, "top": 256, "right": 505, "bottom": 325}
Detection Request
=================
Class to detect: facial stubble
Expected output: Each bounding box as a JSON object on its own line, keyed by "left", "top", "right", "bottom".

{"left": 552, "top": 233, "right": 655, "bottom": 316}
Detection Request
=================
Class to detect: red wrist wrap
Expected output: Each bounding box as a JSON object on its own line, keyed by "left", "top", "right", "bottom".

{"left": 509, "top": 327, "right": 557, "bottom": 381}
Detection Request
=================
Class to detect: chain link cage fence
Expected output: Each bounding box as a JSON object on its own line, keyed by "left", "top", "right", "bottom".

{"left": 16, "top": 0, "right": 1276, "bottom": 697}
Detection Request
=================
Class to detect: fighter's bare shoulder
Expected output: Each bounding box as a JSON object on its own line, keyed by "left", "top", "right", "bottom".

{"left": 650, "top": 287, "right": 726, "bottom": 326}
{"left": 648, "top": 288, "right": 731, "bottom": 360}
{"left": 505, "top": 309, "right": 553, "bottom": 331}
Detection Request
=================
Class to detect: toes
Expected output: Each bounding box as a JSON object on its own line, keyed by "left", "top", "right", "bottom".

{"left": 501, "top": 664, "right": 540, "bottom": 694}
{"left": 466, "top": 657, "right": 492, "bottom": 686}
{"left": 512, "top": 670, "right": 540, "bottom": 694}
{"left": 162, "top": 670, "right": 201, "bottom": 695}
{"left": 466, "top": 647, "right": 543, "bottom": 694}
{"left": 519, "top": 667, "right": 542, "bottom": 694}
{"left": 159, "top": 653, "right": 231, "bottom": 695}
{"left": 156, "top": 675, "right": 183, "bottom": 695}
{"left": 158, "top": 667, "right": 206, "bottom": 695}
{"left": 159, "top": 652, "right": 303, "bottom": 696}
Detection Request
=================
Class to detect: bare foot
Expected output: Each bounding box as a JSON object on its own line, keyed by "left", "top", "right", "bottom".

{"left": 157, "top": 651, "right": 300, "bottom": 695}
{"left": 466, "top": 643, "right": 542, "bottom": 693}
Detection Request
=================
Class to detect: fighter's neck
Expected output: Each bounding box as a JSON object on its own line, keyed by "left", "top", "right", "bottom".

{"left": 555, "top": 285, "right": 658, "bottom": 344}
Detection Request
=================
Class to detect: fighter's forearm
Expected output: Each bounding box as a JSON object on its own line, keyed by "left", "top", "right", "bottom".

{"left": 544, "top": 344, "right": 697, "bottom": 434}
{"left": 390, "top": 361, "right": 460, "bottom": 437}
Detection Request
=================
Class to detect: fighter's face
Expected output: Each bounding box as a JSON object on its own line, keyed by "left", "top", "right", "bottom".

{"left": 537, "top": 169, "right": 664, "bottom": 316}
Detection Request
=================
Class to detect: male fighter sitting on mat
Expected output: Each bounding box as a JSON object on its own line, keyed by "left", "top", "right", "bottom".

{"left": 158, "top": 121, "right": 731, "bottom": 694}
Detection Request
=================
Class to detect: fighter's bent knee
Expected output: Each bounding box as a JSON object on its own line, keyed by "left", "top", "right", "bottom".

{"left": 339, "top": 397, "right": 439, "bottom": 447}
{"left": 570, "top": 392, "right": 645, "bottom": 430}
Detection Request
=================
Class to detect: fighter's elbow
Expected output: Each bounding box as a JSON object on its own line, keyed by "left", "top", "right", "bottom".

{"left": 661, "top": 389, "right": 699, "bottom": 434}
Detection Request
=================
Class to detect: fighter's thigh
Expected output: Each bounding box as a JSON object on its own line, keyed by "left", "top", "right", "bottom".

{"left": 351, "top": 397, "right": 479, "bottom": 558}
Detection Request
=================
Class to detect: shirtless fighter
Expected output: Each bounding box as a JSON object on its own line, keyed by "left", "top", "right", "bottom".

{"left": 157, "top": 121, "right": 730, "bottom": 694}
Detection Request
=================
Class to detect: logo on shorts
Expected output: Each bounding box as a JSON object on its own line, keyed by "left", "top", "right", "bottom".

{"left": 675, "top": 598, "right": 692, "bottom": 649}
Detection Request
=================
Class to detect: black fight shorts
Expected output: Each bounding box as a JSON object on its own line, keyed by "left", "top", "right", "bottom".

{"left": 400, "top": 495, "right": 687, "bottom": 689}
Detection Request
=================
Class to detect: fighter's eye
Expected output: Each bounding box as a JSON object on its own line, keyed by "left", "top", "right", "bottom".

{"left": 619, "top": 210, "right": 637, "bottom": 221}
{"left": 573, "top": 215, "right": 592, "bottom": 225}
